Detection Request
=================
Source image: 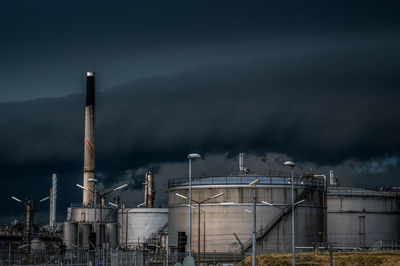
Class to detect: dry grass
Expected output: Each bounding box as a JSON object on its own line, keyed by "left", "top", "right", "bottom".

{"left": 239, "top": 251, "right": 400, "bottom": 266}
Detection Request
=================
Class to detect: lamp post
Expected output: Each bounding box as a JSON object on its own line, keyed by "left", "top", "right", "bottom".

{"left": 284, "top": 161, "right": 296, "bottom": 266}
{"left": 11, "top": 195, "right": 49, "bottom": 258}
{"left": 249, "top": 179, "right": 259, "bottom": 266}
{"left": 186, "top": 204, "right": 206, "bottom": 263}
{"left": 176, "top": 191, "right": 224, "bottom": 264}
{"left": 187, "top": 153, "right": 201, "bottom": 257}
{"left": 76, "top": 183, "right": 128, "bottom": 249}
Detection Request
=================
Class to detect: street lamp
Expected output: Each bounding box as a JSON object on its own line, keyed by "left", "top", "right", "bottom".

{"left": 76, "top": 183, "right": 128, "bottom": 249}
{"left": 108, "top": 202, "right": 118, "bottom": 208}
{"left": 187, "top": 153, "right": 201, "bottom": 257}
{"left": 186, "top": 204, "right": 207, "bottom": 263}
{"left": 249, "top": 179, "right": 259, "bottom": 266}
{"left": 175, "top": 191, "right": 224, "bottom": 264}
{"left": 11, "top": 194, "right": 49, "bottom": 256}
{"left": 284, "top": 160, "right": 296, "bottom": 266}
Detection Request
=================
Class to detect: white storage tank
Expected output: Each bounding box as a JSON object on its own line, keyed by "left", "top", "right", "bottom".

{"left": 327, "top": 187, "right": 400, "bottom": 249}
{"left": 168, "top": 173, "right": 325, "bottom": 253}
{"left": 118, "top": 208, "right": 168, "bottom": 248}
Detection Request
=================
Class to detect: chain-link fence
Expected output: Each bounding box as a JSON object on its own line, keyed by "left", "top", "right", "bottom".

{"left": 0, "top": 248, "right": 246, "bottom": 266}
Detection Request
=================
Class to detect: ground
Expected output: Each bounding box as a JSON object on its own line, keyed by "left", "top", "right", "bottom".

{"left": 239, "top": 251, "right": 400, "bottom": 265}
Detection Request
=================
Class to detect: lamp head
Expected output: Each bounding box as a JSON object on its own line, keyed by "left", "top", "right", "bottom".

{"left": 187, "top": 153, "right": 201, "bottom": 159}
{"left": 249, "top": 179, "right": 259, "bottom": 186}
{"left": 284, "top": 161, "right": 295, "bottom": 167}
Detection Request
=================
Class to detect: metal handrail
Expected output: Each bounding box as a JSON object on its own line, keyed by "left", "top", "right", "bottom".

{"left": 240, "top": 185, "right": 315, "bottom": 252}
{"left": 168, "top": 171, "right": 324, "bottom": 188}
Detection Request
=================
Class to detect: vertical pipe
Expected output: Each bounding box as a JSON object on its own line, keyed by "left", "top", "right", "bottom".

{"left": 100, "top": 196, "right": 103, "bottom": 250}
{"left": 49, "top": 188, "right": 53, "bottom": 228}
{"left": 203, "top": 212, "right": 205, "bottom": 262}
{"left": 198, "top": 203, "right": 201, "bottom": 265}
{"left": 283, "top": 211, "right": 286, "bottom": 252}
{"left": 125, "top": 209, "right": 128, "bottom": 249}
{"left": 144, "top": 172, "right": 149, "bottom": 208}
{"left": 83, "top": 72, "right": 96, "bottom": 205}
{"left": 329, "top": 170, "right": 335, "bottom": 186}
{"left": 252, "top": 186, "right": 256, "bottom": 266}
{"left": 291, "top": 167, "right": 295, "bottom": 266}
{"left": 323, "top": 175, "right": 327, "bottom": 243}
{"left": 121, "top": 202, "right": 124, "bottom": 247}
{"left": 188, "top": 158, "right": 192, "bottom": 256}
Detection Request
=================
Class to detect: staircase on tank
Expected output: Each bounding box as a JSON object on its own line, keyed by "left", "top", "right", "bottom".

{"left": 241, "top": 185, "right": 315, "bottom": 252}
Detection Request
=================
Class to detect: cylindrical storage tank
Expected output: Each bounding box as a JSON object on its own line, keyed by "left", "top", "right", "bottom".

{"left": 106, "top": 223, "right": 118, "bottom": 248}
{"left": 67, "top": 206, "right": 117, "bottom": 223}
{"left": 118, "top": 208, "right": 168, "bottom": 248}
{"left": 327, "top": 187, "right": 400, "bottom": 249}
{"left": 94, "top": 223, "right": 105, "bottom": 249}
{"left": 168, "top": 173, "right": 325, "bottom": 253}
{"left": 63, "top": 221, "right": 78, "bottom": 249}
{"left": 31, "top": 238, "right": 46, "bottom": 252}
{"left": 78, "top": 222, "right": 92, "bottom": 249}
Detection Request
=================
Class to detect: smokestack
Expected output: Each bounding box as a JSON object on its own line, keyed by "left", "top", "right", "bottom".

{"left": 83, "top": 72, "right": 96, "bottom": 205}
{"left": 144, "top": 170, "right": 155, "bottom": 208}
{"left": 26, "top": 200, "right": 34, "bottom": 238}
{"left": 49, "top": 173, "right": 57, "bottom": 230}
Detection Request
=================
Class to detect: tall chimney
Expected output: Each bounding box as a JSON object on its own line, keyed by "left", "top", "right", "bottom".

{"left": 83, "top": 72, "right": 96, "bottom": 205}
{"left": 144, "top": 170, "right": 155, "bottom": 208}
{"left": 49, "top": 173, "right": 57, "bottom": 229}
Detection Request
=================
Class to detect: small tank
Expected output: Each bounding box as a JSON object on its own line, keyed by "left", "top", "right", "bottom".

{"left": 78, "top": 222, "right": 92, "bottom": 249}
{"left": 31, "top": 238, "right": 45, "bottom": 251}
{"left": 63, "top": 221, "right": 78, "bottom": 249}
{"left": 105, "top": 223, "right": 118, "bottom": 248}
{"left": 94, "top": 223, "right": 105, "bottom": 249}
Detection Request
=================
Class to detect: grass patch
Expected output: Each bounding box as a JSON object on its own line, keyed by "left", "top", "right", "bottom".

{"left": 239, "top": 251, "right": 400, "bottom": 266}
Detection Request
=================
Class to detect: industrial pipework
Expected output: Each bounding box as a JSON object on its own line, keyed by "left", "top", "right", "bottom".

{"left": 83, "top": 72, "right": 96, "bottom": 205}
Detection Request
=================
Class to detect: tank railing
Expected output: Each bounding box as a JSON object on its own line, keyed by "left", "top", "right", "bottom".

{"left": 328, "top": 188, "right": 400, "bottom": 197}
{"left": 354, "top": 184, "right": 400, "bottom": 196}
{"left": 369, "top": 240, "right": 400, "bottom": 251}
{"left": 69, "top": 203, "right": 115, "bottom": 209}
{"left": 168, "top": 172, "right": 325, "bottom": 188}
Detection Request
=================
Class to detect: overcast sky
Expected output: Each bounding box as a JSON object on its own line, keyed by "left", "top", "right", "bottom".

{"left": 1, "top": 0, "right": 400, "bottom": 223}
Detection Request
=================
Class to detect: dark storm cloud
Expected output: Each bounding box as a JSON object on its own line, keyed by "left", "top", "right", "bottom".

{"left": 0, "top": 40, "right": 400, "bottom": 222}
{"left": 1, "top": 0, "right": 400, "bottom": 101}
{"left": 1, "top": 0, "right": 400, "bottom": 222}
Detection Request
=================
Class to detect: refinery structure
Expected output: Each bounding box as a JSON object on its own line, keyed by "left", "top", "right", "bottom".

{"left": 0, "top": 73, "right": 400, "bottom": 265}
